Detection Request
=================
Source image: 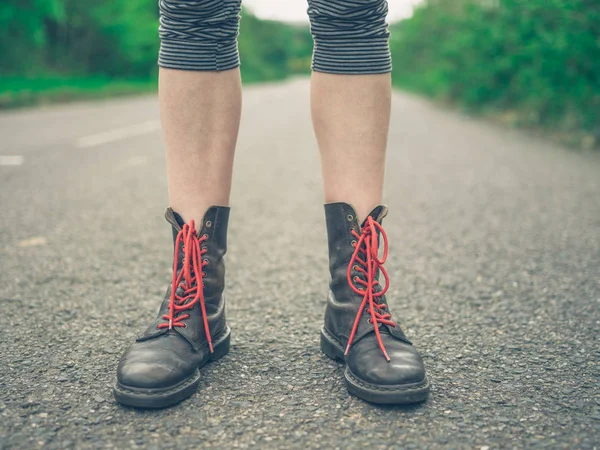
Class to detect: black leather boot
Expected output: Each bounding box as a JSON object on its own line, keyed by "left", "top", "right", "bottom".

{"left": 113, "top": 206, "right": 231, "bottom": 408}
{"left": 321, "top": 202, "right": 430, "bottom": 404}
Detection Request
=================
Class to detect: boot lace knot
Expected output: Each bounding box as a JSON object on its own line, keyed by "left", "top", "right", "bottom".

{"left": 345, "top": 216, "right": 395, "bottom": 361}
{"left": 157, "top": 220, "right": 214, "bottom": 353}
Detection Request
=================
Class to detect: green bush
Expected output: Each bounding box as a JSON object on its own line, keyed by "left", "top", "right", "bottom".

{"left": 0, "top": 2, "right": 311, "bottom": 82}
{"left": 390, "top": 0, "right": 600, "bottom": 146}
{"left": 239, "top": 12, "right": 312, "bottom": 83}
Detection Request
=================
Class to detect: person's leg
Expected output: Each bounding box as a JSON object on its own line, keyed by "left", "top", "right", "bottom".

{"left": 159, "top": 0, "right": 242, "bottom": 222}
{"left": 161, "top": 68, "right": 241, "bottom": 224}
{"left": 308, "top": 0, "right": 430, "bottom": 404}
{"left": 311, "top": 73, "right": 390, "bottom": 222}
{"left": 114, "top": 0, "right": 242, "bottom": 409}
{"left": 309, "top": 0, "right": 392, "bottom": 222}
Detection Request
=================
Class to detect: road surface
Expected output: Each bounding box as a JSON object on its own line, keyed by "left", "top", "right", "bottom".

{"left": 1, "top": 79, "right": 599, "bottom": 449}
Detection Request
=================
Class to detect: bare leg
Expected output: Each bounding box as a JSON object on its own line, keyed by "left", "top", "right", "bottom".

{"left": 308, "top": 0, "right": 429, "bottom": 407}
{"left": 114, "top": 0, "right": 242, "bottom": 410}
{"left": 311, "top": 72, "right": 391, "bottom": 222}
{"left": 159, "top": 67, "right": 242, "bottom": 223}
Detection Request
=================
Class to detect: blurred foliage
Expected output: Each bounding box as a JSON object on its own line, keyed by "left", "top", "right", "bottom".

{"left": 0, "top": 77, "right": 156, "bottom": 108}
{"left": 239, "top": 13, "right": 313, "bottom": 83}
{"left": 4, "top": 0, "right": 596, "bottom": 149}
{"left": 390, "top": 0, "right": 600, "bottom": 148}
{"left": 0, "top": 0, "right": 157, "bottom": 77}
{"left": 0, "top": 1, "right": 312, "bottom": 107}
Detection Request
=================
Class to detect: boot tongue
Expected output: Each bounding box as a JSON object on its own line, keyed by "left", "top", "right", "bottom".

{"left": 172, "top": 210, "right": 186, "bottom": 228}
{"left": 361, "top": 205, "right": 389, "bottom": 227}
{"left": 165, "top": 207, "right": 185, "bottom": 231}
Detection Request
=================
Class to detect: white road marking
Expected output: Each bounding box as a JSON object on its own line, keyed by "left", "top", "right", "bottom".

{"left": 113, "top": 156, "right": 149, "bottom": 172}
{"left": 76, "top": 120, "right": 161, "bottom": 148}
{"left": 17, "top": 236, "right": 48, "bottom": 248}
{"left": 0, "top": 155, "right": 24, "bottom": 166}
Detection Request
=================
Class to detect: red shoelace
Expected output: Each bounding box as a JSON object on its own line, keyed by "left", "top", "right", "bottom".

{"left": 345, "top": 216, "right": 396, "bottom": 361}
{"left": 157, "top": 220, "right": 213, "bottom": 353}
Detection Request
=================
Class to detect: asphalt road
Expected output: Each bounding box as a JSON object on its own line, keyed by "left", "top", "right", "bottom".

{"left": 1, "top": 79, "right": 599, "bottom": 449}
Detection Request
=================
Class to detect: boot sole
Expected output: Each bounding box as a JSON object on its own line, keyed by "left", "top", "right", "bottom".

{"left": 320, "top": 327, "right": 430, "bottom": 405}
{"left": 113, "top": 326, "right": 231, "bottom": 409}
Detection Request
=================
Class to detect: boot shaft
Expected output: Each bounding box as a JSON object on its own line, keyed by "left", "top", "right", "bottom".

{"left": 165, "top": 206, "right": 229, "bottom": 306}
{"left": 137, "top": 206, "right": 230, "bottom": 351}
{"left": 324, "top": 202, "right": 388, "bottom": 298}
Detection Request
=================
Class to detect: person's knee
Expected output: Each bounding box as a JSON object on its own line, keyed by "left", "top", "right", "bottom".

{"left": 158, "top": 0, "right": 242, "bottom": 71}
{"left": 307, "top": 0, "right": 391, "bottom": 74}
{"left": 307, "top": 0, "right": 389, "bottom": 41}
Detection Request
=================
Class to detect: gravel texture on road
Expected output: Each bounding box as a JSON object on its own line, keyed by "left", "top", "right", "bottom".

{"left": 1, "top": 79, "right": 599, "bottom": 449}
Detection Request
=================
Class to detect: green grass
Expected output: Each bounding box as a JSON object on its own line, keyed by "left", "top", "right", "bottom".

{"left": 0, "top": 77, "right": 157, "bottom": 109}
{"left": 0, "top": 68, "right": 306, "bottom": 110}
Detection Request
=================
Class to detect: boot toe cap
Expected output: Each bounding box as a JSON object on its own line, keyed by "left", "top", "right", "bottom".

{"left": 119, "top": 362, "right": 184, "bottom": 389}
{"left": 116, "top": 338, "right": 197, "bottom": 389}
{"left": 347, "top": 334, "right": 426, "bottom": 386}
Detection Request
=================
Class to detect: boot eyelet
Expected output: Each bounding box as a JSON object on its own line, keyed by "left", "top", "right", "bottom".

{"left": 347, "top": 214, "right": 354, "bottom": 222}
{"left": 202, "top": 271, "right": 207, "bottom": 277}
{"left": 205, "top": 221, "right": 212, "bottom": 228}
{"left": 202, "top": 234, "right": 208, "bottom": 239}
{"left": 351, "top": 240, "right": 357, "bottom": 247}
{"left": 367, "top": 319, "right": 372, "bottom": 324}
{"left": 352, "top": 265, "right": 359, "bottom": 271}
{"left": 354, "top": 276, "right": 360, "bottom": 282}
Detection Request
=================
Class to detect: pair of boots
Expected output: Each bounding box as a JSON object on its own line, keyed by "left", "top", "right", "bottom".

{"left": 113, "top": 203, "right": 430, "bottom": 408}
